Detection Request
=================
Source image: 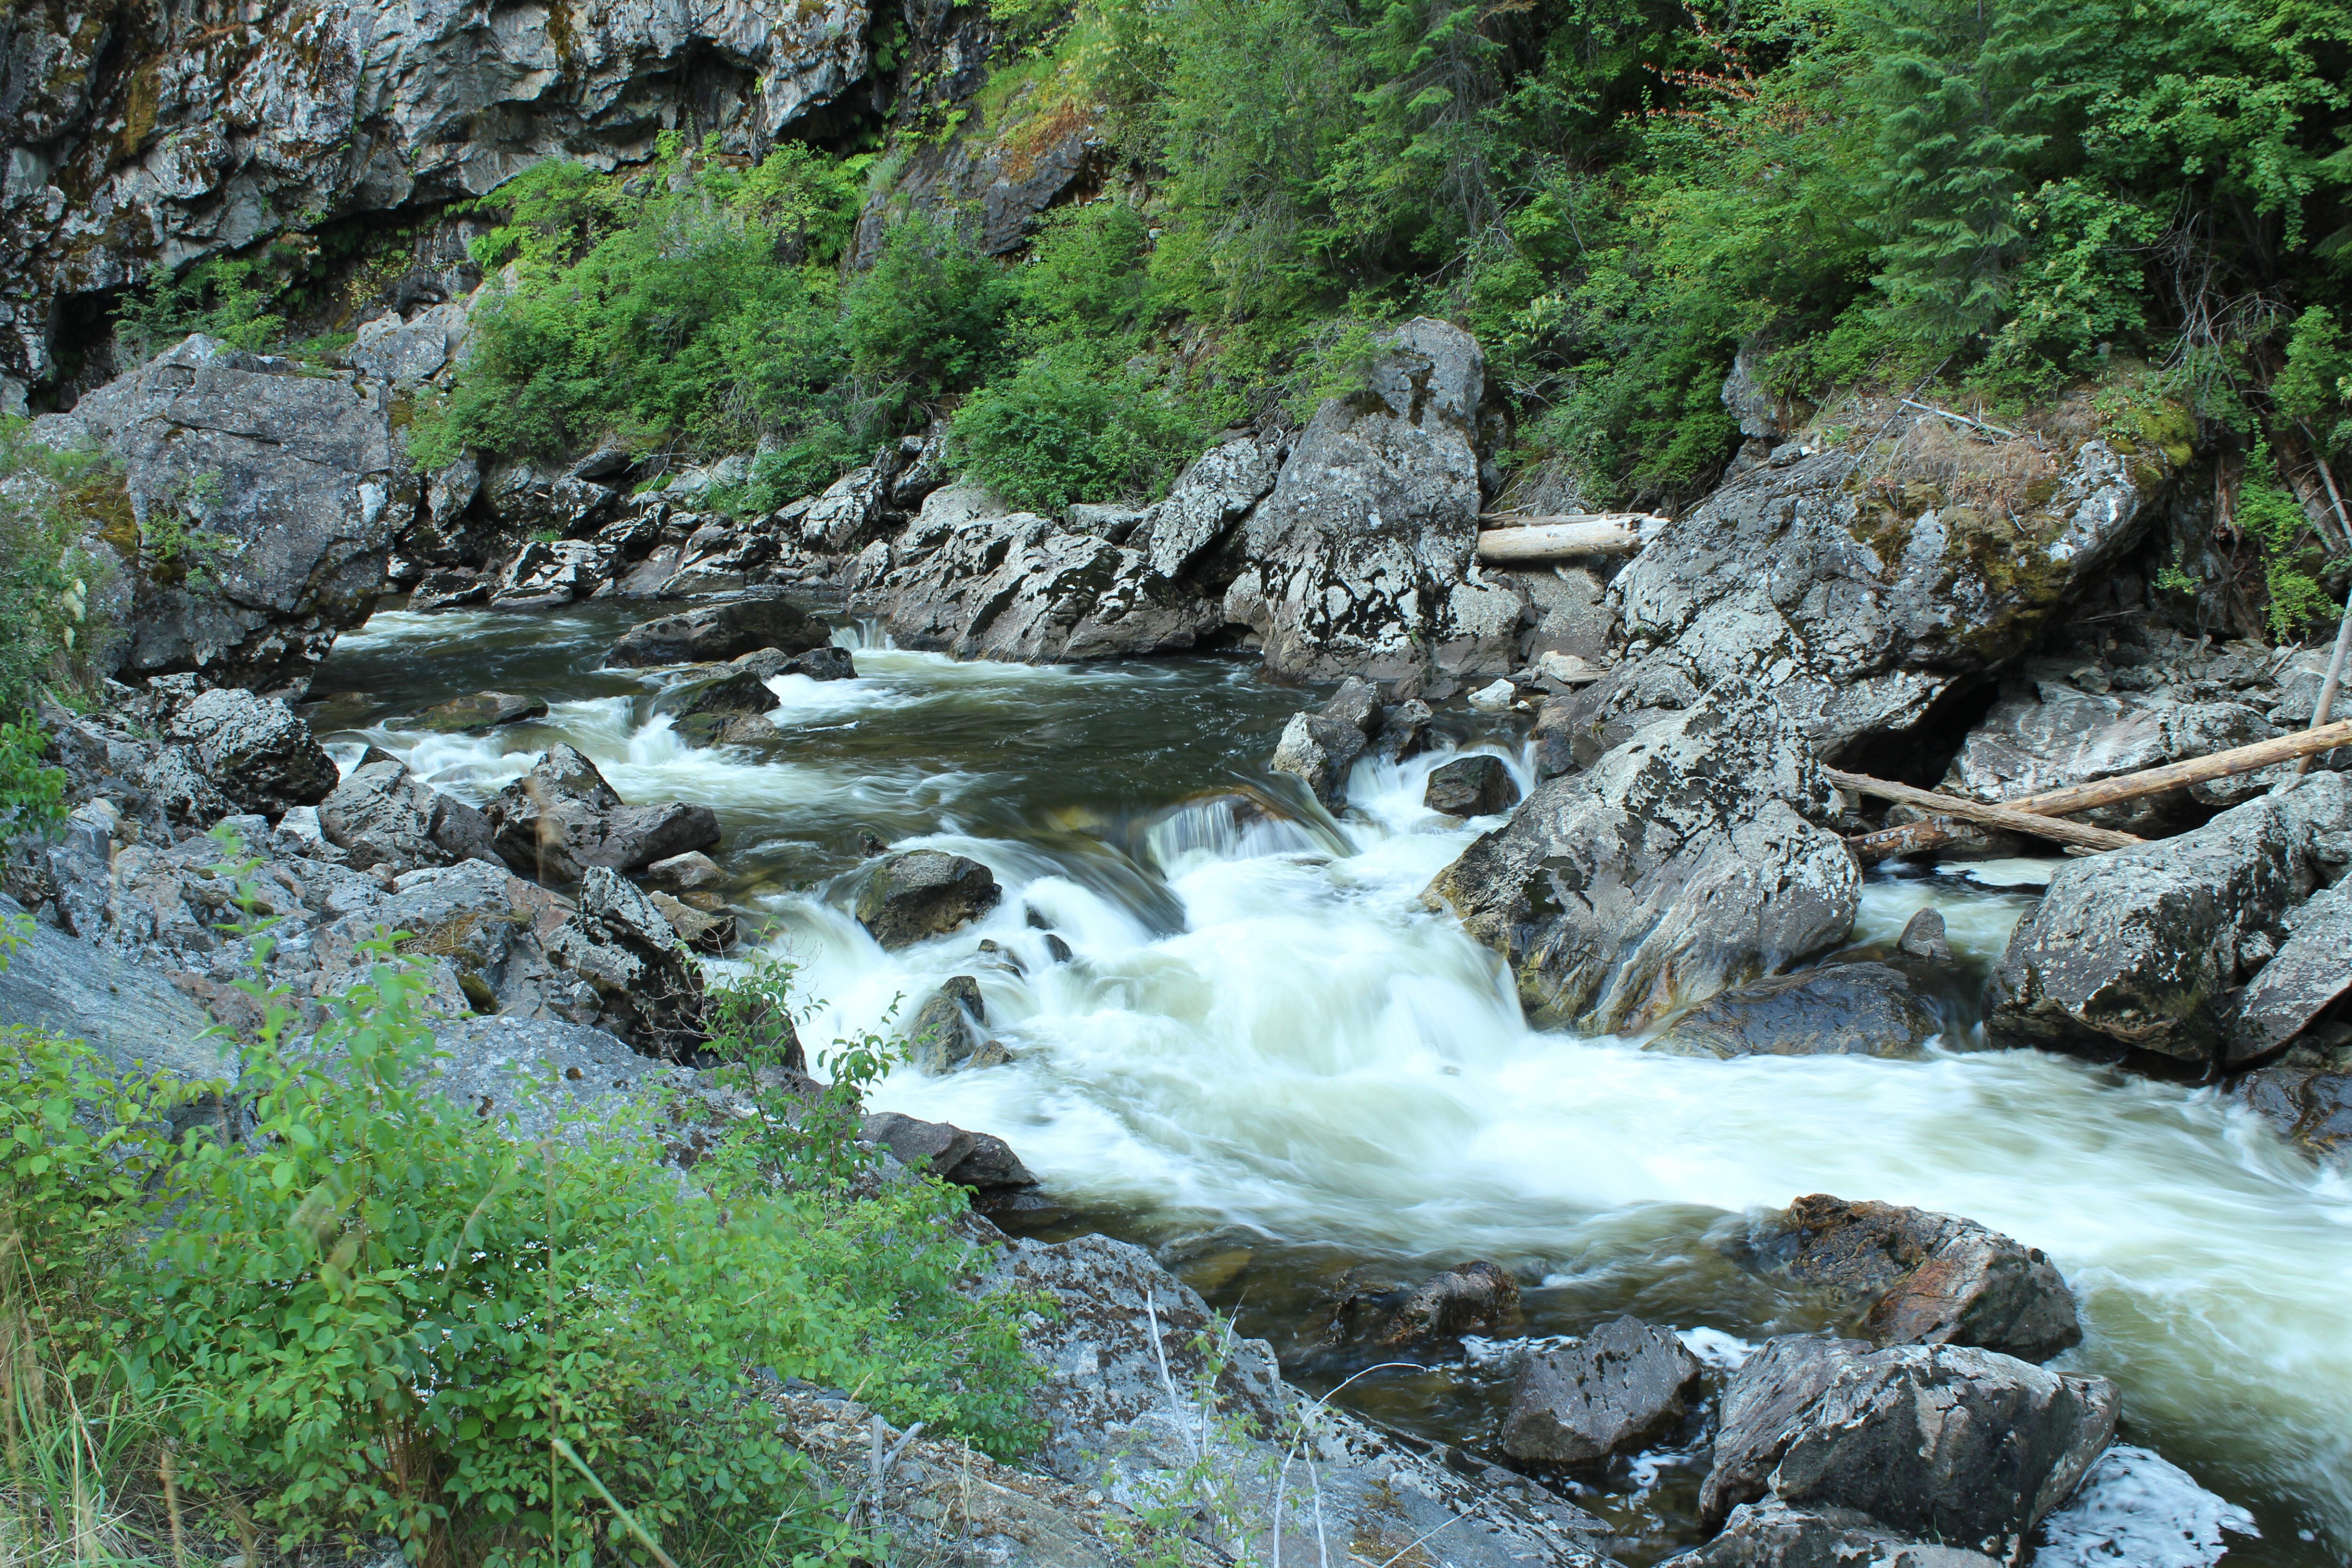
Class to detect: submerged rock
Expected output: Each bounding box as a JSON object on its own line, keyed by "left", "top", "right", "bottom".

{"left": 1649, "top": 963, "right": 1943, "bottom": 1061}
{"left": 1425, "top": 692, "right": 1859, "bottom": 1033}
{"left": 412, "top": 691, "right": 549, "bottom": 732}
{"left": 1424, "top": 753, "right": 1520, "bottom": 817}
{"left": 1384, "top": 1259, "right": 1522, "bottom": 1348}
{"left": 1501, "top": 1316, "right": 1703, "bottom": 1465}
{"left": 484, "top": 744, "right": 720, "bottom": 883}
{"left": 855, "top": 850, "right": 1001, "bottom": 949}
{"left": 605, "top": 593, "right": 827, "bottom": 668}
{"left": 1743, "top": 1195, "right": 2082, "bottom": 1363}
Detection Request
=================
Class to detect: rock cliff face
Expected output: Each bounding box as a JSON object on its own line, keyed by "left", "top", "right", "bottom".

{"left": 0, "top": 0, "right": 871, "bottom": 398}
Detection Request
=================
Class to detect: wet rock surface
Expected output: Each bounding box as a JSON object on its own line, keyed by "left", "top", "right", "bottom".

{"left": 907, "top": 974, "right": 990, "bottom": 1074}
{"left": 484, "top": 744, "right": 721, "bottom": 883}
{"left": 1427, "top": 692, "right": 1859, "bottom": 1032}
{"left": 1425, "top": 753, "right": 1521, "bottom": 817}
{"left": 412, "top": 692, "right": 549, "bottom": 732}
{"left": 605, "top": 594, "right": 828, "bottom": 668}
{"left": 860, "top": 1111, "right": 1037, "bottom": 1192}
{"left": 2229, "top": 1037, "right": 2352, "bottom": 1169}
{"left": 1269, "top": 677, "right": 1383, "bottom": 808}
{"left": 1649, "top": 962, "right": 1945, "bottom": 1061}
{"left": 1742, "top": 1195, "right": 2083, "bottom": 1363}
{"left": 855, "top": 850, "right": 1003, "bottom": 949}
{"left": 1501, "top": 1315, "right": 1704, "bottom": 1465}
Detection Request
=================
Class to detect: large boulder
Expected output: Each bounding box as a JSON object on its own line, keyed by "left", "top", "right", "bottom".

{"left": 1424, "top": 753, "right": 1520, "bottom": 817}
{"left": 1128, "top": 430, "right": 1288, "bottom": 583}
{"left": 1268, "top": 677, "right": 1383, "bottom": 809}
{"left": 1648, "top": 963, "right": 1944, "bottom": 1061}
{"left": 1576, "top": 418, "right": 2186, "bottom": 762}
{"left": 543, "top": 868, "right": 707, "bottom": 1060}
{"left": 854, "top": 851, "right": 1001, "bottom": 948}
{"left": 484, "top": 745, "right": 720, "bottom": 883}
{"left": 1700, "top": 1337, "right": 2118, "bottom": 1563}
{"left": 163, "top": 687, "right": 337, "bottom": 816}
{"left": 317, "top": 757, "right": 501, "bottom": 875}
{"left": 1986, "top": 773, "right": 2352, "bottom": 1064}
{"left": 1666, "top": 1500, "right": 2002, "bottom": 1568}
{"left": 605, "top": 594, "right": 828, "bottom": 668}
{"left": 1236, "top": 318, "right": 1519, "bottom": 685}
{"left": 1740, "top": 1195, "right": 2082, "bottom": 1363}
{"left": 2228, "top": 882, "right": 2352, "bottom": 1068}
{"left": 1424, "top": 692, "right": 1859, "bottom": 1032}
{"left": 2229, "top": 1048, "right": 2352, "bottom": 1168}
{"left": 1500, "top": 1316, "right": 1703, "bottom": 1465}
{"left": 858, "top": 1111, "right": 1038, "bottom": 1193}
{"left": 411, "top": 692, "right": 549, "bottom": 733}
{"left": 27, "top": 336, "right": 404, "bottom": 693}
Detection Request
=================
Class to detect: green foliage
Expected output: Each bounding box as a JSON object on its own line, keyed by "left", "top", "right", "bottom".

{"left": 0, "top": 418, "right": 128, "bottom": 715}
{"left": 116, "top": 254, "right": 290, "bottom": 360}
{"left": 2275, "top": 306, "right": 2352, "bottom": 449}
{"left": 0, "top": 719, "right": 66, "bottom": 839}
{"left": 843, "top": 212, "right": 1013, "bottom": 408}
{"left": 955, "top": 346, "right": 1215, "bottom": 514}
{"left": 2236, "top": 452, "right": 2338, "bottom": 637}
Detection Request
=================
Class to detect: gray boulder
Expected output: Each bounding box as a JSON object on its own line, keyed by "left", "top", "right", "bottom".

{"left": 1665, "top": 1500, "right": 2002, "bottom": 1568}
{"left": 484, "top": 744, "right": 721, "bottom": 883}
{"left": 424, "top": 1016, "right": 696, "bottom": 1144}
{"left": 1269, "top": 677, "right": 1383, "bottom": 809}
{"left": 1383, "top": 1259, "right": 1520, "bottom": 1347}
{"left": 657, "top": 667, "right": 781, "bottom": 720}
{"left": 164, "top": 687, "right": 337, "bottom": 816}
{"left": 907, "top": 974, "right": 988, "bottom": 1074}
{"left": 1425, "top": 692, "right": 1859, "bottom": 1032}
{"left": 799, "top": 465, "right": 892, "bottom": 555}
{"left": 489, "top": 538, "right": 615, "bottom": 609}
{"left": 31, "top": 336, "right": 403, "bottom": 693}
{"left": 1129, "top": 430, "right": 1287, "bottom": 583}
{"left": 1701, "top": 1337, "right": 2118, "bottom": 1563}
{"left": 643, "top": 851, "right": 725, "bottom": 894}
{"left": 854, "top": 850, "right": 1001, "bottom": 949}
{"left": 543, "top": 867, "right": 707, "bottom": 1060}
{"left": 1237, "top": 318, "right": 1519, "bottom": 685}
{"left": 1649, "top": 963, "right": 1943, "bottom": 1061}
{"left": 733, "top": 645, "right": 857, "bottom": 681}
{"left": 606, "top": 593, "right": 827, "bottom": 668}
{"left": 1987, "top": 773, "right": 2352, "bottom": 1064}
{"left": 140, "top": 745, "right": 236, "bottom": 830}
{"left": 0, "top": 893, "right": 229, "bottom": 1082}
{"left": 1424, "top": 754, "right": 1520, "bottom": 817}
{"left": 2229, "top": 1045, "right": 2352, "bottom": 1169}
{"left": 1741, "top": 1195, "right": 2082, "bottom": 1363}
{"left": 2228, "top": 882, "right": 2352, "bottom": 1068}
{"left": 317, "top": 758, "right": 441, "bottom": 873}
{"left": 859, "top": 1111, "right": 1038, "bottom": 1192}
{"left": 412, "top": 692, "right": 548, "bottom": 732}
{"left": 1500, "top": 1316, "right": 1702, "bottom": 1464}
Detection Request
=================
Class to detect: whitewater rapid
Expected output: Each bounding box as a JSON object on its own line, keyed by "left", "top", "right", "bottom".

{"left": 322, "top": 610, "right": 2352, "bottom": 1564}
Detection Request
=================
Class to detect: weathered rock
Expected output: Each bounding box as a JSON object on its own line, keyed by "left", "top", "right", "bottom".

{"left": 1743, "top": 1195, "right": 2082, "bottom": 1363}
{"left": 1664, "top": 1500, "right": 2003, "bottom": 1568}
{"left": 1582, "top": 420, "right": 2186, "bottom": 760}
{"left": 1376, "top": 697, "right": 1436, "bottom": 762}
{"left": 1700, "top": 1336, "right": 2118, "bottom": 1564}
{"left": 319, "top": 758, "right": 444, "bottom": 873}
{"left": 4, "top": 8, "right": 872, "bottom": 392}
{"left": 860, "top": 1111, "right": 1038, "bottom": 1191}
{"left": 1424, "top": 754, "right": 1520, "bottom": 817}
{"left": 2229, "top": 1043, "right": 2352, "bottom": 1168}
{"left": 140, "top": 745, "right": 235, "bottom": 830}
{"left": 1508, "top": 565, "right": 1618, "bottom": 670}
{"left": 854, "top": 850, "right": 1001, "bottom": 948}
{"left": 733, "top": 645, "right": 857, "bottom": 681}
{"left": 424, "top": 1016, "right": 697, "bottom": 1144}
{"left": 1986, "top": 773, "right": 2352, "bottom": 1063}
{"left": 606, "top": 594, "right": 828, "bottom": 668}
{"left": 1128, "top": 430, "right": 1288, "bottom": 582}
{"left": 344, "top": 301, "right": 471, "bottom": 386}
{"left": 543, "top": 867, "right": 707, "bottom": 1059}
{"left": 908, "top": 974, "right": 988, "bottom": 1074}
{"left": 1269, "top": 679, "right": 1385, "bottom": 808}
{"left": 412, "top": 692, "right": 549, "bottom": 733}
{"left": 1426, "top": 692, "right": 1859, "bottom": 1032}
{"left": 1649, "top": 963, "right": 1944, "bottom": 1061}
{"left": 657, "top": 667, "right": 783, "bottom": 721}
{"left": 0, "top": 893, "right": 229, "bottom": 1082}
{"left": 642, "top": 851, "right": 725, "bottom": 894}
{"left": 1896, "top": 907, "right": 1950, "bottom": 962}
{"left": 2228, "top": 883, "right": 2352, "bottom": 1068}
{"left": 1501, "top": 1316, "right": 1703, "bottom": 1464}
{"left": 648, "top": 891, "right": 734, "bottom": 953}
{"left": 164, "top": 687, "right": 337, "bottom": 816}
{"left": 1241, "top": 319, "right": 1518, "bottom": 684}
{"left": 26, "top": 336, "right": 404, "bottom": 693}
{"left": 1529, "top": 694, "right": 1581, "bottom": 779}
{"left": 1383, "top": 1259, "right": 1521, "bottom": 1347}
{"left": 799, "top": 465, "right": 892, "bottom": 555}
{"left": 484, "top": 744, "right": 721, "bottom": 883}
{"left": 489, "top": 539, "right": 615, "bottom": 609}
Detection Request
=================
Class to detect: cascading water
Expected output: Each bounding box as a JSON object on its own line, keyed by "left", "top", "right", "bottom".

{"left": 316, "top": 607, "right": 2352, "bottom": 1567}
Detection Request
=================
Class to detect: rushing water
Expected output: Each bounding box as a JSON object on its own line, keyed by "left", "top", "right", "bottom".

{"left": 316, "top": 605, "right": 2352, "bottom": 1567}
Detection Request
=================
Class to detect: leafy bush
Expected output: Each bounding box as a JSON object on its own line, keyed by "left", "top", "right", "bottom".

{"left": 954, "top": 346, "right": 1214, "bottom": 514}
{"left": 0, "top": 418, "right": 129, "bottom": 716}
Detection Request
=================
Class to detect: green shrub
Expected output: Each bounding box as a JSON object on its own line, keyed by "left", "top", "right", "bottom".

{"left": 954, "top": 346, "right": 1214, "bottom": 514}
{"left": 0, "top": 418, "right": 129, "bottom": 716}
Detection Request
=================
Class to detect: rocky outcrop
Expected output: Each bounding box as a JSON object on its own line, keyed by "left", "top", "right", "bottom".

{"left": 317, "top": 756, "right": 501, "bottom": 874}
{"left": 542, "top": 868, "right": 707, "bottom": 1059}
{"left": 606, "top": 593, "right": 829, "bottom": 668}
{"left": 1699, "top": 1336, "right": 2117, "bottom": 1564}
{"left": 1234, "top": 319, "right": 1517, "bottom": 685}
{"left": 1501, "top": 1316, "right": 1703, "bottom": 1465}
{"left": 1425, "top": 692, "right": 1859, "bottom": 1032}
{"left": 2228, "top": 882, "right": 2352, "bottom": 1067}
{"left": 1740, "top": 1195, "right": 2082, "bottom": 1363}
{"left": 1424, "top": 753, "right": 1520, "bottom": 817}
{"left": 1569, "top": 416, "right": 2186, "bottom": 765}
{"left": 0, "top": 891, "right": 228, "bottom": 1082}
{"left": 1648, "top": 963, "right": 1944, "bottom": 1061}
{"left": 30, "top": 336, "right": 405, "bottom": 694}
{"left": 854, "top": 850, "right": 1001, "bottom": 948}
{"left": 2, "top": 4, "right": 872, "bottom": 395}
{"left": 162, "top": 685, "right": 338, "bottom": 817}
{"left": 483, "top": 744, "right": 721, "bottom": 883}
{"left": 1987, "top": 773, "right": 2352, "bottom": 1065}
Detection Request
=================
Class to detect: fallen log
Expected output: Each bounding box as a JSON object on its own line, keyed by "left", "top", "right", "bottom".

{"left": 1824, "top": 769, "right": 2145, "bottom": 855}
{"left": 1844, "top": 714, "right": 2352, "bottom": 861}
{"left": 1476, "top": 521, "right": 1643, "bottom": 563}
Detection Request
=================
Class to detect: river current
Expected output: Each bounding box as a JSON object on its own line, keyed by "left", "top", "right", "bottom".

{"left": 313, "top": 605, "right": 2352, "bottom": 1568}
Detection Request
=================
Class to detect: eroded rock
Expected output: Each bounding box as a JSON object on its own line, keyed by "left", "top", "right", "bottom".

{"left": 1649, "top": 963, "right": 1943, "bottom": 1061}
{"left": 606, "top": 594, "right": 828, "bottom": 668}
{"left": 1501, "top": 1316, "right": 1703, "bottom": 1465}
{"left": 484, "top": 744, "right": 720, "bottom": 883}
{"left": 855, "top": 850, "right": 1001, "bottom": 949}
{"left": 164, "top": 687, "right": 337, "bottom": 817}
{"left": 543, "top": 867, "right": 707, "bottom": 1059}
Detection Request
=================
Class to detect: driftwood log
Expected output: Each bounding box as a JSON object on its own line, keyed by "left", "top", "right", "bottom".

{"left": 1843, "top": 714, "right": 2352, "bottom": 862}
{"left": 1825, "top": 770, "right": 2145, "bottom": 854}
{"left": 1476, "top": 521, "right": 1645, "bottom": 563}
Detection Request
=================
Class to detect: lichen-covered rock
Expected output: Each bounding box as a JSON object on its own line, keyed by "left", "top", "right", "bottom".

{"left": 34, "top": 336, "right": 404, "bottom": 693}
{"left": 1648, "top": 963, "right": 1944, "bottom": 1061}
{"left": 854, "top": 850, "right": 1001, "bottom": 948}
{"left": 1986, "top": 773, "right": 2352, "bottom": 1064}
{"left": 2227, "top": 883, "right": 2352, "bottom": 1069}
{"left": 1268, "top": 678, "right": 1384, "bottom": 809}
{"left": 484, "top": 744, "right": 720, "bottom": 883}
{"left": 164, "top": 686, "right": 337, "bottom": 816}
{"left": 605, "top": 594, "right": 828, "bottom": 668}
{"left": 1424, "top": 753, "right": 1519, "bottom": 817}
{"left": 544, "top": 868, "right": 707, "bottom": 1060}
{"left": 1500, "top": 1316, "right": 1702, "bottom": 1464}
{"left": 488, "top": 539, "right": 616, "bottom": 609}
{"left": 1241, "top": 318, "right": 1518, "bottom": 684}
{"left": 1425, "top": 692, "right": 1859, "bottom": 1032}
{"left": 1741, "top": 1195, "right": 2082, "bottom": 1363}
{"left": 1664, "top": 1500, "right": 2003, "bottom": 1568}
{"left": 732, "top": 645, "right": 857, "bottom": 682}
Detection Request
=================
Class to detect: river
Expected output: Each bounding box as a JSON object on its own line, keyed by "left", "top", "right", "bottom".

{"left": 312, "top": 605, "right": 2352, "bottom": 1568}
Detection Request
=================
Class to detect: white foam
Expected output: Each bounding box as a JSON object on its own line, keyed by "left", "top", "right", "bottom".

{"left": 2034, "top": 1445, "right": 2257, "bottom": 1568}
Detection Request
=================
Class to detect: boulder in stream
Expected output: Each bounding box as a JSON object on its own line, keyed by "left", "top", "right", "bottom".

{"left": 2229, "top": 1041, "right": 2352, "bottom": 1169}
{"left": 1742, "top": 1195, "right": 2082, "bottom": 1363}
{"left": 1648, "top": 963, "right": 1943, "bottom": 1061}
{"left": 1424, "top": 753, "right": 1520, "bottom": 818}
{"left": 1269, "top": 677, "right": 1383, "bottom": 808}
{"left": 855, "top": 850, "right": 1001, "bottom": 949}
{"left": 860, "top": 1110, "right": 1038, "bottom": 1193}
{"left": 484, "top": 744, "right": 720, "bottom": 883}
{"left": 907, "top": 974, "right": 990, "bottom": 1074}
{"left": 605, "top": 593, "right": 827, "bottom": 668}
{"left": 1425, "top": 691, "right": 1859, "bottom": 1033}
{"left": 642, "top": 851, "right": 725, "bottom": 894}
{"left": 1501, "top": 1315, "right": 1703, "bottom": 1465}
{"left": 1383, "top": 1259, "right": 1521, "bottom": 1348}
{"left": 412, "top": 691, "right": 549, "bottom": 732}
{"left": 732, "top": 645, "right": 857, "bottom": 681}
